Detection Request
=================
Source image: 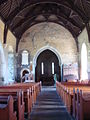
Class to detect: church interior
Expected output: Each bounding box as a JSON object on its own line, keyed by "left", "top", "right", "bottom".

{"left": 0, "top": 0, "right": 90, "bottom": 120}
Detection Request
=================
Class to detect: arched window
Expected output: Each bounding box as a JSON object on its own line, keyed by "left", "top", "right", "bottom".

{"left": 81, "top": 43, "right": 88, "bottom": 80}
{"left": 8, "top": 53, "right": 15, "bottom": 82}
{"left": 22, "top": 50, "right": 29, "bottom": 65}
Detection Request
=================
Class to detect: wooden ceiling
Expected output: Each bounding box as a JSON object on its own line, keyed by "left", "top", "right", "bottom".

{"left": 0, "top": 0, "right": 90, "bottom": 50}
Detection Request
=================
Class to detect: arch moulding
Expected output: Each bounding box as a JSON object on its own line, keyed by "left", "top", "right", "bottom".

{"left": 33, "top": 45, "right": 63, "bottom": 81}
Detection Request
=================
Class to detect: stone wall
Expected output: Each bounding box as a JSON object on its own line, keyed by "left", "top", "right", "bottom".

{"left": 18, "top": 22, "right": 78, "bottom": 80}
{"left": 7, "top": 30, "right": 16, "bottom": 52}
{"left": 0, "top": 19, "right": 16, "bottom": 84}
{"left": 0, "top": 20, "right": 4, "bottom": 44}
{"left": 19, "top": 22, "right": 78, "bottom": 64}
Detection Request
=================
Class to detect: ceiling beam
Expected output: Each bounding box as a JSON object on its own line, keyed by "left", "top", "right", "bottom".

{"left": 11, "top": 11, "right": 82, "bottom": 32}
{"left": 86, "top": 22, "right": 90, "bottom": 42}
{"left": 3, "top": 24, "right": 8, "bottom": 44}
{"left": 5, "top": 0, "right": 28, "bottom": 24}
{"left": 68, "top": 0, "right": 88, "bottom": 22}
{"left": 5, "top": 0, "right": 87, "bottom": 25}
{"left": 0, "top": 0, "right": 8, "bottom": 5}
{"left": 16, "top": 38, "right": 20, "bottom": 53}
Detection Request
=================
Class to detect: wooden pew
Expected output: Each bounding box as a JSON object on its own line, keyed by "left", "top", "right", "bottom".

{"left": 73, "top": 89, "right": 90, "bottom": 120}
{"left": 17, "top": 91, "right": 24, "bottom": 120}
{"left": 56, "top": 81, "right": 90, "bottom": 115}
{"left": 77, "top": 90, "right": 90, "bottom": 120}
{"left": 0, "top": 82, "right": 41, "bottom": 117}
{"left": 56, "top": 82, "right": 73, "bottom": 114}
{"left": 0, "top": 88, "right": 30, "bottom": 116}
{"left": 0, "top": 82, "right": 41, "bottom": 101}
{"left": 72, "top": 88, "right": 76, "bottom": 118}
{"left": 65, "top": 86, "right": 90, "bottom": 115}
{"left": 72, "top": 89, "right": 80, "bottom": 120}
{"left": 0, "top": 95, "right": 17, "bottom": 120}
{"left": 24, "top": 88, "right": 32, "bottom": 115}
{"left": 0, "top": 90, "right": 24, "bottom": 120}
{"left": 61, "top": 81, "right": 90, "bottom": 86}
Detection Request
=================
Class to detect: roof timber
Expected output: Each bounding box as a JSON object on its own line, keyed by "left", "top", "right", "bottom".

{"left": 0, "top": 0, "right": 90, "bottom": 51}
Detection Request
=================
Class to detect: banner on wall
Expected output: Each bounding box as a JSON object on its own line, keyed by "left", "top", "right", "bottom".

{"left": 63, "top": 63, "right": 78, "bottom": 81}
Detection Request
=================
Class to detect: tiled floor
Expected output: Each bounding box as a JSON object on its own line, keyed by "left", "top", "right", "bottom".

{"left": 30, "top": 86, "right": 73, "bottom": 120}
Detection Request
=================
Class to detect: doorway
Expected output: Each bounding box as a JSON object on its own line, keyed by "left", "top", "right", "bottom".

{"left": 35, "top": 50, "right": 61, "bottom": 86}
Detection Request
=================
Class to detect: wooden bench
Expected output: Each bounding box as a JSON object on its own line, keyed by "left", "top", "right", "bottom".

{"left": 75, "top": 89, "right": 90, "bottom": 120}
{"left": 0, "top": 95, "right": 17, "bottom": 120}
{"left": 0, "top": 82, "right": 41, "bottom": 118}
{"left": 0, "top": 82, "right": 41, "bottom": 103}
{"left": 56, "top": 81, "right": 90, "bottom": 116}
{"left": 0, "top": 90, "right": 24, "bottom": 120}
{"left": 0, "top": 88, "right": 31, "bottom": 116}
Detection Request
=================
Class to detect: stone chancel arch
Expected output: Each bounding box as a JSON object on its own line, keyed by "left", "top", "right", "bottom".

{"left": 19, "top": 22, "right": 78, "bottom": 82}
{"left": 19, "top": 22, "right": 78, "bottom": 64}
{"left": 35, "top": 49, "right": 61, "bottom": 85}
{"left": 33, "top": 46, "right": 62, "bottom": 83}
{"left": 33, "top": 46, "right": 62, "bottom": 67}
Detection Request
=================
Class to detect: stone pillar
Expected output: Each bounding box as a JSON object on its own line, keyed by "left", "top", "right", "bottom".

{"left": 14, "top": 53, "right": 18, "bottom": 80}
{"left": 0, "top": 63, "right": 4, "bottom": 84}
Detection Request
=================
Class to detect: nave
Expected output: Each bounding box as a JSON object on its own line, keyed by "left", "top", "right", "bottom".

{"left": 0, "top": 1, "right": 90, "bottom": 120}
{"left": 30, "top": 86, "right": 73, "bottom": 120}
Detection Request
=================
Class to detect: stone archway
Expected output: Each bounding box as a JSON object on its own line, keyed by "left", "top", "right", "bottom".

{"left": 20, "top": 68, "right": 30, "bottom": 77}
{"left": 33, "top": 46, "right": 62, "bottom": 83}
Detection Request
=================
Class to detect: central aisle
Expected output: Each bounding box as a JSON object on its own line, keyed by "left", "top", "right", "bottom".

{"left": 30, "top": 86, "right": 73, "bottom": 120}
